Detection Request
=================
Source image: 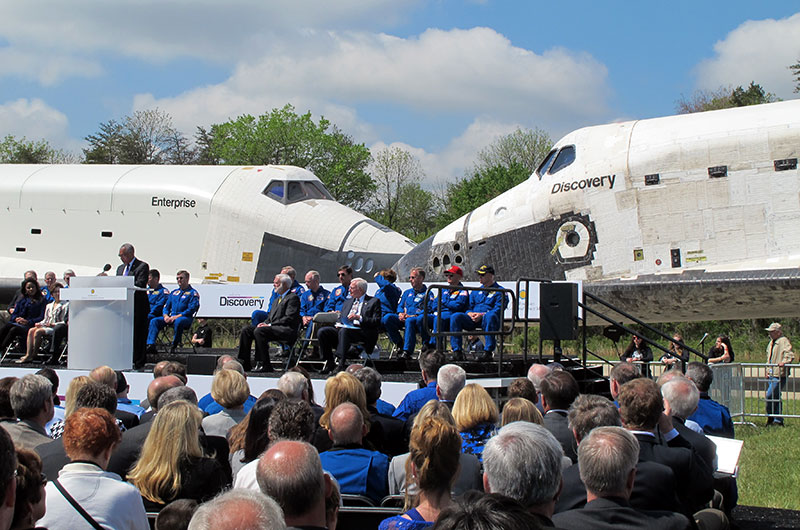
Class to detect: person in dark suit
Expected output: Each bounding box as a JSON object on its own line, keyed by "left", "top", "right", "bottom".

{"left": 237, "top": 274, "right": 300, "bottom": 372}
{"left": 552, "top": 426, "right": 690, "bottom": 530}
{"left": 556, "top": 394, "right": 684, "bottom": 516}
{"left": 540, "top": 370, "right": 580, "bottom": 463}
{"left": 618, "top": 378, "right": 715, "bottom": 516}
{"left": 317, "top": 277, "right": 381, "bottom": 373}
{"left": 353, "top": 366, "right": 406, "bottom": 456}
{"left": 117, "top": 243, "right": 150, "bottom": 368}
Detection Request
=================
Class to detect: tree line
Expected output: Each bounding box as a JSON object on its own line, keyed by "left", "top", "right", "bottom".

{"left": 2, "top": 76, "right": 794, "bottom": 243}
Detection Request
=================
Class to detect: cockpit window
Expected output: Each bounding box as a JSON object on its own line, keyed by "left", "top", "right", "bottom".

{"left": 536, "top": 149, "right": 558, "bottom": 179}
{"left": 263, "top": 181, "right": 285, "bottom": 201}
{"left": 263, "top": 180, "right": 334, "bottom": 204}
{"left": 549, "top": 145, "right": 576, "bottom": 175}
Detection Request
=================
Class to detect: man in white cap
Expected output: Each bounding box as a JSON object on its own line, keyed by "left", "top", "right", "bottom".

{"left": 764, "top": 323, "right": 794, "bottom": 426}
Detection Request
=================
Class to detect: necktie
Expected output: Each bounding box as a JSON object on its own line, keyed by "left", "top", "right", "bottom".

{"left": 124, "top": 263, "right": 130, "bottom": 276}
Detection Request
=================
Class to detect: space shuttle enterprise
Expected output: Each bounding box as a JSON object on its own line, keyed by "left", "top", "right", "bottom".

{"left": 394, "top": 100, "right": 800, "bottom": 323}
{"left": 0, "top": 164, "right": 415, "bottom": 295}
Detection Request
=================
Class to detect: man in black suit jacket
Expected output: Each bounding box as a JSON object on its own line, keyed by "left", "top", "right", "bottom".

{"left": 354, "top": 366, "right": 406, "bottom": 456}
{"left": 540, "top": 370, "right": 580, "bottom": 463}
{"left": 552, "top": 426, "right": 690, "bottom": 530}
{"left": 318, "top": 278, "right": 381, "bottom": 373}
{"left": 619, "top": 378, "right": 715, "bottom": 515}
{"left": 237, "top": 274, "right": 300, "bottom": 372}
{"left": 556, "top": 394, "right": 684, "bottom": 515}
{"left": 117, "top": 243, "right": 150, "bottom": 368}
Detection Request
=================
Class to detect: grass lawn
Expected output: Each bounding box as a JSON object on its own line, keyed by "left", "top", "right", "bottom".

{"left": 735, "top": 403, "right": 800, "bottom": 510}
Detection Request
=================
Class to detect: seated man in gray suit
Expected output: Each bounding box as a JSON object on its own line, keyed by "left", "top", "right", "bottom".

{"left": 237, "top": 274, "right": 301, "bottom": 373}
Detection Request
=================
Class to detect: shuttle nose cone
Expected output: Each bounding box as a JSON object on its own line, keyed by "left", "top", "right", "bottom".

{"left": 393, "top": 236, "right": 433, "bottom": 280}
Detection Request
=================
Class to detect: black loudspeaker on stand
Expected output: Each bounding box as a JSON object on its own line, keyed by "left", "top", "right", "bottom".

{"left": 540, "top": 283, "right": 578, "bottom": 341}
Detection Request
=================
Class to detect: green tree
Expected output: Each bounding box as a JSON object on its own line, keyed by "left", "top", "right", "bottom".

{"left": 474, "top": 127, "right": 552, "bottom": 175}
{"left": 676, "top": 82, "right": 779, "bottom": 114}
{"left": 442, "top": 162, "right": 530, "bottom": 223}
{"left": 0, "top": 135, "right": 73, "bottom": 163}
{"left": 84, "top": 109, "right": 195, "bottom": 164}
{"left": 365, "top": 146, "right": 438, "bottom": 241}
{"left": 367, "top": 147, "right": 424, "bottom": 229}
{"left": 201, "top": 104, "right": 374, "bottom": 208}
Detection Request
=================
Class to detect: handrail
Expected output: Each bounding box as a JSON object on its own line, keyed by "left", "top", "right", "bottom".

{"left": 423, "top": 284, "right": 516, "bottom": 376}
{"left": 581, "top": 290, "right": 708, "bottom": 368}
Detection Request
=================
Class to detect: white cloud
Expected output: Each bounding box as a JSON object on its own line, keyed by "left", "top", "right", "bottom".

{"left": 695, "top": 13, "right": 800, "bottom": 98}
{"left": 370, "top": 118, "right": 528, "bottom": 187}
{"left": 0, "top": 48, "right": 102, "bottom": 86}
{"left": 0, "top": 1, "right": 418, "bottom": 67}
{"left": 0, "top": 98, "right": 82, "bottom": 153}
{"left": 133, "top": 27, "right": 609, "bottom": 138}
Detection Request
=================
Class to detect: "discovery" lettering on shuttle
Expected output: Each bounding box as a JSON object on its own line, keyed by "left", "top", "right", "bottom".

{"left": 551, "top": 175, "right": 616, "bottom": 194}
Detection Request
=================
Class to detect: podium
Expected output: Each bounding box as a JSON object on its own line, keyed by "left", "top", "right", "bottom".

{"left": 60, "top": 276, "right": 138, "bottom": 370}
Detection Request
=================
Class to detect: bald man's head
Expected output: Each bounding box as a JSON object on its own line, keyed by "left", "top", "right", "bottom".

{"left": 256, "top": 440, "right": 327, "bottom": 524}
{"left": 147, "top": 375, "right": 184, "bottom": 411}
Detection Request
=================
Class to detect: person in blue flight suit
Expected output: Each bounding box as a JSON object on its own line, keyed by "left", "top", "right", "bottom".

{"left": 385, "top": 267, "right": 434, "bottom": 361}
{"left": 373, "top": 268, "right": 402, "bottom": 350}
{"left": 41, "top": 271, "right": 57, "bottom": 303}
{"left": 146, "top": 269, "right": 170, "bottom": 323}
{"left": 251, "top": 265, "right": 305, "bottom": 326}
{"left": 449, "top": 265, "right": 507, "bottom": 362}
{"left": 324, "top": 265, "right": 353, "bottom": 312}
{"left": 300, "top": 269, "right": 330, "bottom": 339}
{"left": 427, "top": 265, "right": 469, "bottom": 352}
{"left": 146, "top": 269, "right": 200, "bottom": 353}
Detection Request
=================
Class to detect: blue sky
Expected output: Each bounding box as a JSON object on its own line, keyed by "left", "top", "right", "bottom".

{"left": 0, "top": 1, "right": 798, "bottom": 185}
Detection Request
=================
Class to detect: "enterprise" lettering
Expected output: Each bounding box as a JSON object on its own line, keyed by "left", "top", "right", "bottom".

{"left": 151, "top": 197, "right": 197, "bottom": 208}
{"left": 551, "top": 175, "right": 616, "bottom": 194}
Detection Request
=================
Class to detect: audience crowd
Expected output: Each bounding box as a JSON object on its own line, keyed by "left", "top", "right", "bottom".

{"left": 0, "top": 346, "right": 738, "bottom": 530}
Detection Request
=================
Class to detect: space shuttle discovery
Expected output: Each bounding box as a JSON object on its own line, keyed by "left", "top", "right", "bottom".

{"left": 0, "top": 164, "right": 415, "bottom": 294}
{"left": 395, "top": 100, "right": 800, "bottom": 323}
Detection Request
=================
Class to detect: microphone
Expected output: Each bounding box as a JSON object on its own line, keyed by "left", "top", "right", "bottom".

{"left": 699, "top": 332, "right": 709, "bottom": 342}
{"left": 103, "top": 264, "right": 112, "bottom": 272}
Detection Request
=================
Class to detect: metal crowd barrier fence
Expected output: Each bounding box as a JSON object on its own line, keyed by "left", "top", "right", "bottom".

{"left": 584, "top": 360, "right": 798, "bottom": 424}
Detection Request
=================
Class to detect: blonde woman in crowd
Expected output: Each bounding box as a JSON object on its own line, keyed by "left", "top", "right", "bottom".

{"left": 128, "top": 401, "right": 228, "bottom": 512}
{"left": 452, "top": 383, "right": 499, "bottom": 463}
{"left": 500, "top": 397, "right": 543, "bottom": 427}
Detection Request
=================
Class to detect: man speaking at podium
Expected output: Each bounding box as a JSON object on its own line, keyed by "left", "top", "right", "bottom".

{"left": 117, "top": 243, "right": 150, "bottom": 369}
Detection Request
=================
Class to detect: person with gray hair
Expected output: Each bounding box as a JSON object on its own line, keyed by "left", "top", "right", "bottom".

{"left": 317, "top": 277, "right": 382, "bottom": 373}
{"left": 567, "top": 394, "right": 621, "bottom": 442}
{"left": 553, "top": 426, "right": 690, "bottom": 530}
{"left": 436, "top": 364, "right": 466, "bottom": 403}
{"left": 482, "top": 421, "right": 564, "bottom": 526}
{"left": 188, "top": 489, "right": 285, "bottom": 530}
{"left": 256, "top": 440, "right": 332, "bottom": 528}
{"left": 277, "top": 371, "right": 308, "bottom": 401}
{"left": 685, "top": 362, "right": 734, "bottom": 438}
{"left": 319, "top": 403, "right": 389, "bottom": 502}
{"left": 237, "top": 273, "right": 301, "bottom": 372}
{"left": 2, "top": 374, "right": 54, "bottom": 449}
{"left": 159, "top": 386, "right": 199, "bottom": 408}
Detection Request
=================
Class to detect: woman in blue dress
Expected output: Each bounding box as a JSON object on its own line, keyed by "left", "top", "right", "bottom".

{"left": 378, "top": 415, "right": 461, "bottom": 529}
{"left": 452, "top": 383, "right": 499, "bottom": 464}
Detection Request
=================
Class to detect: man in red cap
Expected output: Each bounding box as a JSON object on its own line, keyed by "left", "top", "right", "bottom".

{"left": 427, "top": 265, "right": 469, "bottom": 353}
